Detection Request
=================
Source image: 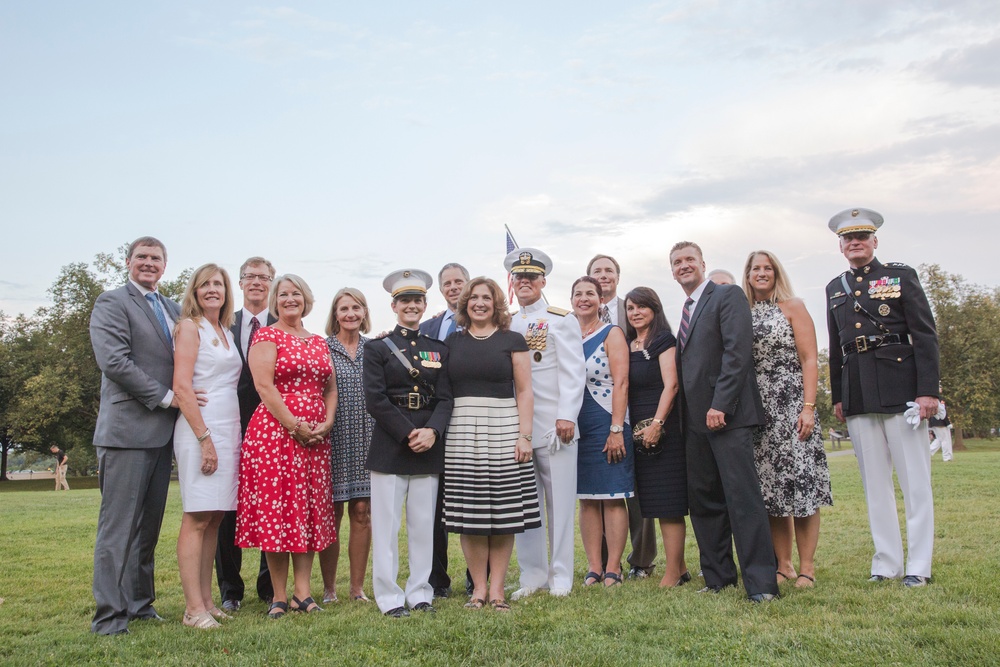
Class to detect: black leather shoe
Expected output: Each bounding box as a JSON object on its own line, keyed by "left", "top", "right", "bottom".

{"left": 627, "top": 566, "right": 652, "bottom": 580}
{"left": 698, "top": 585, "right": 723, "bottom": 594}
{"left": 433, "top": 586, "right": 452, "bottom": 599}
{"left": 748, "top": 592, "right": 780, "bottom": 603}
{"left": 221, "top": 599, "right": 241, "bottom": 612}
{"left": 384, "top": 606, "right": 410, "bottom": 618}
{"left": 868, "top": 575, "right": 891, "bottom": 583}
{"left": 902, "top": 575, "right": 931, "bottom": 588}
{"left": 133, "top": 612, "right": 166, "bottom": 622}
{"left": 412, "top": 602, "right": 436, "bottom": 613}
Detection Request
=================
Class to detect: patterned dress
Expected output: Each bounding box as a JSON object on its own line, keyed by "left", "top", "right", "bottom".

{"left": 751, "top": 301, "right": 833, "bottom": 518}
{"left": 236, "top": 326, "right": 336, "bottom": 553}
{"left": 328, "top": 335, "right": 374, "bottom": 503}
{"left": 576, "top": 324, "right": 635, "bottom": 499}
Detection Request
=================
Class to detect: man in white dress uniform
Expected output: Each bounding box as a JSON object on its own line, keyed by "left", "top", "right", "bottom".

{"left": 505, "top": 248, "right": 586, "bottom": 598}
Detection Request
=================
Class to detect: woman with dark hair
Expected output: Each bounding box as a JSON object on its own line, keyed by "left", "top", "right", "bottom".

{"left": 443, "top": 276, "right": 538, "bottom": 611}
{"left": 173, "top": 263, "right": 241, "bottom": 628}
{"left": 624, "top": 286, "right": 691, "bottom": 588}
{"left": 572, "top": 276, "right": 634, "bottom": 587}
{"left": 319, "top": 288, "right": 376, "bottom": 604}
{"left": 742, "top": 250, "right": 831, "bottom": 588}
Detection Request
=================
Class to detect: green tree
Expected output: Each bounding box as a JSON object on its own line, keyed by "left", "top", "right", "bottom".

{"left": 920, "top": 264, "right": 1000, "bottom": 446}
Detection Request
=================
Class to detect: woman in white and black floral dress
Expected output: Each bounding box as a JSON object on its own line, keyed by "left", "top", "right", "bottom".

{"left": 743, "top": 251, "right": 832, "bottom": 589}
{"left": 319, "top": 288, "right": 376, "bottom": 604}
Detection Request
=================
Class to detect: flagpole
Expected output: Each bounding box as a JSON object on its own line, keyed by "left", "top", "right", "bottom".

{"left": 504, "top": 225, "right": 548, "bottom": 306}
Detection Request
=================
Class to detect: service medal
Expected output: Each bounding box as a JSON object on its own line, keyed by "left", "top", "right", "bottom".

{"left": 878, "top": 304, "right": 890, "bottom": 316}
{"left": 533, "top": 351, "right": 542, "bottom": 362}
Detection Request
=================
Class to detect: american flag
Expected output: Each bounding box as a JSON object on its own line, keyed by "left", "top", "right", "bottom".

{"left": 505, "top": 226, "right": 518, "bottom": 305}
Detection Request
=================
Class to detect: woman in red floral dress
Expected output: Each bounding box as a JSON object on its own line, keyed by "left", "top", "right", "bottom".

{"left": 236, "top": 274, "right": 337, "bottom": 618}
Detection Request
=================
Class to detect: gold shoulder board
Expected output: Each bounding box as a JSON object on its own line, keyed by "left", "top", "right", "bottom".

{"left": 546, "top": 306, "right": 571, "bottom": 316}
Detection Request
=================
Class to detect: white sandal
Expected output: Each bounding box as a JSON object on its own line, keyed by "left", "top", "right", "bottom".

{"left": 183, "top": 611, "right": 222, "bottom": 629}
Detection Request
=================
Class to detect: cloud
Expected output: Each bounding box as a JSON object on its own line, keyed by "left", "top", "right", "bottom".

{"left": 919, "top": 38, "right": 1000, "bottom": 88}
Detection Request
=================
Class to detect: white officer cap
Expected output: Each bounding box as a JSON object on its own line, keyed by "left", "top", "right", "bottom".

{"left": 503, "top": 247, "right": 552, "bottom": 276}
{"left": 828, "top": 208, "right": 884, "bottom": 235}
{"left": 382, "top": 269, "right": 433, "bottom": 298}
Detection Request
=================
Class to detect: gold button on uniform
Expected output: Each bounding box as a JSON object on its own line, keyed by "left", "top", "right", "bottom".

{"left": 897, "top": 358, "right": 902, "bottom": 362}
{"left": 411, "top": 341, "right": 416, "bottom": 347}
{"left": 855, "top": 291, "right": 861, "bottom": 296}
{"left": 413, "top": 386, "right": 419, "bottom": 391}
{"left": 412, "top": 355, "right": 418, "bottom": 360}
{"left": 856, "top": 276, "right": 863, "bottom": 283}
{"left": 855, "top": 323, "right": 862, "bottom": 329}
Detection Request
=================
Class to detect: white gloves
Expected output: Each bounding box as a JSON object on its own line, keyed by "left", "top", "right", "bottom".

{"left": 904, "top": 401, "right": 947, "bottom": 430}
{"left": 543, "top": 427, "right": 578, "bottom": 454}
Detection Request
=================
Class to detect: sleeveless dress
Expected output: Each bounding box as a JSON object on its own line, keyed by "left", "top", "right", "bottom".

{"left": 627, "top": 330, "right": 688, "bottom": 518}
{"left": 751, "top": 301, "right": 833, "bottom": 517}
{"left": 173, "top": 318, "right": 242, "bottom": 513}
{"left": 576, "top": 324, "right": 634, "bottom": 499}
{"left": 327, "top": 335, "right": 374, "bottom": 503}
{"left": 443, "top": 330, "right": 541, "bottom": 535}
{"left": 236, "top": 326, "right": 336, "bottom": 553}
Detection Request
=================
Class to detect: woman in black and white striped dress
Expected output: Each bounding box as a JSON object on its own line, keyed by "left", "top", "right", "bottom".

{"left": 443, "top": 277, "right": 538, "bottom": 611}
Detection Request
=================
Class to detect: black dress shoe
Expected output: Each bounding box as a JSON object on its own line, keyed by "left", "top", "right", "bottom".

{"left": 902, "top": 575, "right": 931, "bottom": 588}
{"left": 627, "top": 566, "right": 653, "bottom": 580}
{"left": 133, "top": 612, "right": 166, "bottom": 622}
{"left": 411, "top": 602, "right": 436, "bottom": 613}
{"left": 868, "top": 575, "right": 891, "bottom": 583}
{"left": 97, "top": 627, "right": 130, "bottom": 636}
{"left": 698, "top": 583, "right": 735, "bottom": 594}
{"left": 384, "top": 606, "right": 410, "bottom": 618}
{"left": 748, "top": 592, "right": 780, "bottom": 603}
{"left": 433, "top": 586, "right": 451, "bottom": 599}
{"left": 222, "top": 599, "right": 241, "bottom": 612}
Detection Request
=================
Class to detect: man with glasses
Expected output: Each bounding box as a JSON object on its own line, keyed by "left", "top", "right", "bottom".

{"left": 504, "top": 248, "right": 585, "bottom": 598}
{"left": 216, "top": 257, "right": 277, "bottom": 611}
{"left": 826, "top": 209, "right": 940, "bottom": 588}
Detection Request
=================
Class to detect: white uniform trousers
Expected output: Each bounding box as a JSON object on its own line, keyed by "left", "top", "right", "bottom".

{"left": 929, "top": 427, "right": 953, "bottom": 461}
{"left": 847, "top": 413, "right": 934, "bottom": 578}
{"left": 514, "top": 443, "right": 578, "bottom": 591}
{"left": 370, "top": 471, "right": 438, "bottom": 613}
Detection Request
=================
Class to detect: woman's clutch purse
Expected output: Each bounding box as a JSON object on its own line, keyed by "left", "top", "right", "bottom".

{"left": 632, "top": 418, "right": 663, "bottom": 455}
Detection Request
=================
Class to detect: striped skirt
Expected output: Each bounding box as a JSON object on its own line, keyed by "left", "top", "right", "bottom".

{"left": 443, "top": 396, "right": 542, "bottom": 536}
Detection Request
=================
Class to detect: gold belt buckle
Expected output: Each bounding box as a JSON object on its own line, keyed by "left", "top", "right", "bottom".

{"left": 855, "top": 336, "right": 868, "bottom": 353}
{"left": 407, "top": 392, "right": 421, "bottom": 410}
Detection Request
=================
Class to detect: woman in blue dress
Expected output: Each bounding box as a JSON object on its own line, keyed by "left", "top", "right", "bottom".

{"left": 572, "top": 276, "right": 634, "bottom": 587}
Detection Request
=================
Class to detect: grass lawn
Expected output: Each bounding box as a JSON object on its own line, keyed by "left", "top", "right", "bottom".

{"left": 1, "top": 441, "right": 997, "bottom": 666}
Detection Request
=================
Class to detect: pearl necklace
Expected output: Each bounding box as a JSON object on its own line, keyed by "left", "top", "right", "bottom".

{"left": 469, "top": 327, "right": 497, "bottom": 340}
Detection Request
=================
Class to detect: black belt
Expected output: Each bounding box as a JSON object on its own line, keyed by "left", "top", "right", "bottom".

{"left": 841, "top": 334, "right": 910, "bottom": 356}
{"left": 389, "top": 393, "right": 435, "bottom": 410}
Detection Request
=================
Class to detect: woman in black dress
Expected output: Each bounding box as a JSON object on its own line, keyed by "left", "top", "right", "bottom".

{"left": 624, "top": 287, "right": 691, "bottom": 588}
{"left": 443, "top": 277, "right": 538, "bottom": 611}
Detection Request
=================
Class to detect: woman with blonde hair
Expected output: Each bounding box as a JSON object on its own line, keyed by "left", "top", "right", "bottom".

{"left": 319, "top": 288, "right": 376, "bottom": 604}
{"left": 742, "top": 250, "right": 832, "bottom": 588}
{"left": 236, "top": 274, "right": 338, "bottom": 618}
{"left": 172, "top": 263, "right": 241, "bottom": 629}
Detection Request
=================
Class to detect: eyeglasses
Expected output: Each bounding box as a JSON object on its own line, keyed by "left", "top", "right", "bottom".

{"left": 514, "top": 274, "right": 542, "bottom": 283}
{"left": 241, "top": 273, "right": 273, "bottom": 282}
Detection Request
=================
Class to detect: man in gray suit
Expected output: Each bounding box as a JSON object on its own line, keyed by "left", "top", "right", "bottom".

{"left": 670, "top": 241, "right": 778, "bottom": 602}
{"left": 587, "top": 253, "right": 657, "bottom": 579}
{"left": 90, "top": 236, "right": 182, "bottom": 635}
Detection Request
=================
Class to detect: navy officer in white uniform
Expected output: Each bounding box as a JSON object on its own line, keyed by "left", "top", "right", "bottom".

{"left": 825, "top": 208, "right": 940, "bottom": 587}
{"left": 505, "top": 248, "right": 586, "bottom": 598}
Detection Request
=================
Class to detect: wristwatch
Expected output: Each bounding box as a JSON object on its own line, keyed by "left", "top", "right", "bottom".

{"left": 609, "top": 425, "right": 624, "bottom": 434}
{"left": 520, "top": 434, "right": 533, "bottom": 442}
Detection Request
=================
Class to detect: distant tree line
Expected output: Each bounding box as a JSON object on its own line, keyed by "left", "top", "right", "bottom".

{"left": 0, "top": 245, "right": 189, "bottom": 481}
{"left": 0, "top": 253, "right": 995, "bottom": 481}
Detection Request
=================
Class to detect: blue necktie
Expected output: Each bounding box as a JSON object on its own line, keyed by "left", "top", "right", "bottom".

{"left": 441, "top": 314, "right": 455, "bottom": 339}
{"left": 145, "top": 293, "right": 173, "bottom": 344}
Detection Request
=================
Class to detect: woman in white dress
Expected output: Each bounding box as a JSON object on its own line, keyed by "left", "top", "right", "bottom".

{"left": 173, "top": 263, "right": 242, "bottom": 629}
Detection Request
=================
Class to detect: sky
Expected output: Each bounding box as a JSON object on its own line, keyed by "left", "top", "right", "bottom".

{"left": 3, "top": 1, "right": 999, "bottom": 340}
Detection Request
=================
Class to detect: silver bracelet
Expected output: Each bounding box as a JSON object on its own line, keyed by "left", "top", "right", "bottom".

{"left": 196, "top": 428, "right": 212, "bottom": 443}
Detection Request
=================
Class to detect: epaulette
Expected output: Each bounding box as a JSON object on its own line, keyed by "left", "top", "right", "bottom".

{"left": 884, "top": 262, "right": 911, "bottom": 269}
{"left": 547, "top": 306, "right": 571, "bottom": 316}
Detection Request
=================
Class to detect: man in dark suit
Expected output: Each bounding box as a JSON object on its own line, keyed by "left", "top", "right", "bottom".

{"left": 587, "top": 253, "right": 657, "bottom": 579}
{"left": 670, "top": 241, "right": 778, "bottom": 602}
{"left": 216, "top": 256, "right": 277, "bottom": 611}
{"left": 419, "top": 262, "right": 468, "bottom": 598}
{"left": 89, "top": 236, "right": 181, "bottom": 634}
